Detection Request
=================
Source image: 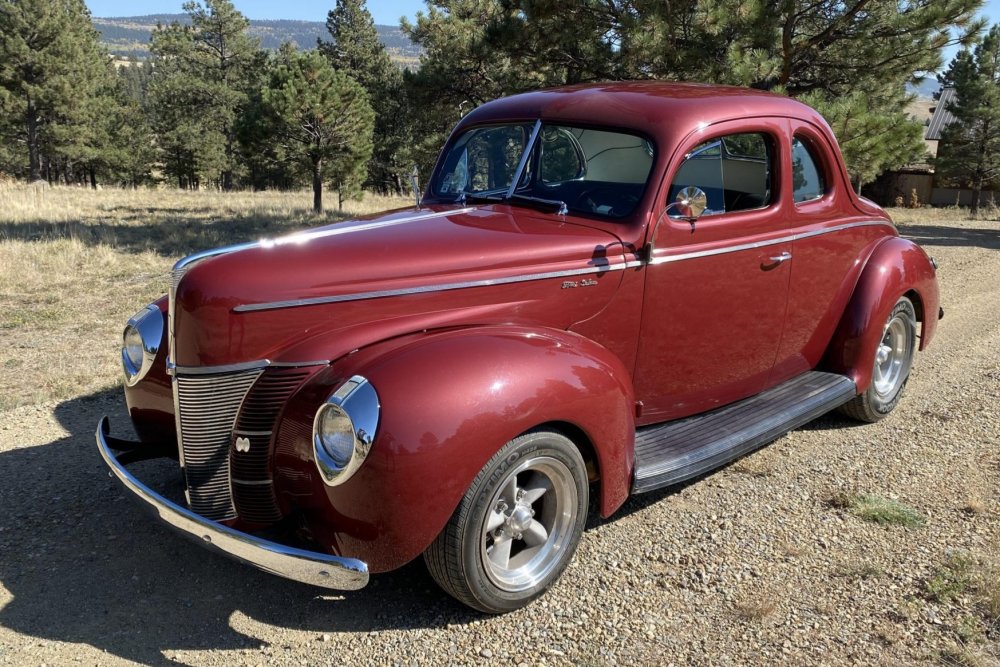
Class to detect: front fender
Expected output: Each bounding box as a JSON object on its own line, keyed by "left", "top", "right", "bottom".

{"left": 823, "top": 236, "right": 939, "bottom": 392}
{"left": 273, "top": 326, "right": 635, "bottom": 573}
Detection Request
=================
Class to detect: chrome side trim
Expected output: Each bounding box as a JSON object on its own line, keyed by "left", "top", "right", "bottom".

{"left": 648, "top": 220, "right": 894, "bottom": 265}
{"left": 234, "top": 260, "right": 644, "bottom": 313}
{"left": 96, "top": 417, "right": 368, "bottom": 590}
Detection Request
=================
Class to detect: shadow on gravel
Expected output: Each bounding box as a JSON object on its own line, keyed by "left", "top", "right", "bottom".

{"left": 900, "top": 224, "right": 1000, "bottom": 250}
{"left": 0, "top": 390, "right": 477, "bottom": 667}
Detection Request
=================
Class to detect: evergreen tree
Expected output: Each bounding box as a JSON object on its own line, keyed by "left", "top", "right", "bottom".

{"left": 0, "top": 0, "right": 112, "bottom": 182}
{"left": 936, "top": 25, "right": 1000, "bottom": 216}
{"left": 260, "top": 48, "right": 374, "bottom": 212}
{"left": 148, "top": 0, "right": 262, "bottom": 189}
{"left": 320, "top": 0, "right": 408, "bottom": 194}
{"left": 404, "top": 0, "right": 985, "bottom": 188}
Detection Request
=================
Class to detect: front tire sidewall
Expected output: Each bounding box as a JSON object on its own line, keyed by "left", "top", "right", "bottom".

{"left": 460, "top": 432, "right": 588, "bottom": 614}
{"left": 867, "top": 297, "right": 916, "bottom": 416}
{"left": 840, "top": 296, "right": 917, "bottom": 423}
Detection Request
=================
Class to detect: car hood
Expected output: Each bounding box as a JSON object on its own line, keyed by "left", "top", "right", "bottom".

{"left": 172, "top": 204, "right": 632, "bottom": 367}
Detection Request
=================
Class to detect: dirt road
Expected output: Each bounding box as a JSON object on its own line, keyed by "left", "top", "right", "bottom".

{"left": 1, "top": 215, "right": 997, "bottom": 666}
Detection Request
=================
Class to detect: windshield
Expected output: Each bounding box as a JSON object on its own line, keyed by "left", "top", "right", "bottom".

{"left": 433, "top": 122, "right": 655, "bottom": 219}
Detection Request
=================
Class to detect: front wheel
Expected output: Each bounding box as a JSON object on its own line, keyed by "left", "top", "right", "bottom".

{"left": 424, "top": 430, "right": 588, "bottom": 614}
{"left": 840, "top": 296, "right": 916, "bottom": 423}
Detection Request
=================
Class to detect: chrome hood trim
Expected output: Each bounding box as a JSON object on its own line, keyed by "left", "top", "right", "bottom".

{"left": 233, "top": 258, "right": 645, "bottom": 313}
{"left": 171, "top": 207, "right": 478, "bottom": 275}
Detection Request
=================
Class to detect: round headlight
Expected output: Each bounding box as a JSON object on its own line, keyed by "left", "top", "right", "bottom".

{"left": 121, "top": 304, "right": 164, "bottom": 387}
{"left": 312, "top": 376, "right": 380, "bottom": 487}
{"left": 315, "top": 404, "right": 356, "bottom": 470}
{"left": 122, "top": 325, "right": 144, "bottom": 381}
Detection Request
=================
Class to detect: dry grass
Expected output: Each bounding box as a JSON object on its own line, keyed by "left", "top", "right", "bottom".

{"left": 887, "top": 205, "right": 1000, "bottom": 226}
{"left": 0, "top": 184, "right": 409, "bottom": 412}
{"left": 830, "top": 491, "right": 927, "bottom": 527}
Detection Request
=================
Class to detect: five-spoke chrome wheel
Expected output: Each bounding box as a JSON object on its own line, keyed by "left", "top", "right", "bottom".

{"left": 480, "top": 456, "right": 578, "bottom": 592}
{"left": 840, "top": 296, "right": 916, "bottom": 423}
{"left": 872, "top": 311, "right": 913, "bottom": 398}
{"left": 424, "top": 430, "right": 588, "bottom": 614}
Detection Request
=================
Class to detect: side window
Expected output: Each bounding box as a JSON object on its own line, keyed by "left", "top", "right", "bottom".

{"left": 792, "top": 137, "right": 826, "bottom": 203}
{"left": 670, "top": 132, "right": 772, "bottom": 216}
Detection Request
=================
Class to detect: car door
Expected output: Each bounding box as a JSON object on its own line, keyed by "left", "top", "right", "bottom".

{"left": 634, "top": 119, "right": 793, "bottom": 423}
{"left": 768, "top": 120, "right": 891, "bottom": 385}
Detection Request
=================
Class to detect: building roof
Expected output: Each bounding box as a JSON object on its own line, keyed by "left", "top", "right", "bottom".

{"left": 926, "top": 87, "right": 957, "bottom": 141}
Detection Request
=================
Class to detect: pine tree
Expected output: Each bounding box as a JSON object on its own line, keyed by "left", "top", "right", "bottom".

{"left": 0, "top": 0, "right": 113, "bottom": 182}
{"left": 260, "top": 49, "right": 374, "bottom": 212}
{"left": 936, "top": 25, "right": 1000, "bottom": 216}
{"left": 320, "top": 0, "right": 408, "bottom": 194}
{"left": 404, "top": 0, "right": 985, "bottom": 188}
{"left": 149, "top": 0, "right": 262, "bottom": 189}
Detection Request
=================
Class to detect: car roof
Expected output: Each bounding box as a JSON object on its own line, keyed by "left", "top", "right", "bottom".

{"left": 458, "top": 81, "right": 830, "bottom": 146}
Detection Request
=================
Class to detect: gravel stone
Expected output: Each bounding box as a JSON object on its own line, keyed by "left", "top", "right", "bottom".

{"left": 0, "top": 216, "right": 997, "bottom": 665}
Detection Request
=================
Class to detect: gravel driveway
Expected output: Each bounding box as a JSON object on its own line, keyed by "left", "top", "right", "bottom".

{"left": 0, "top": 216, "right": 997, "bottom": 666}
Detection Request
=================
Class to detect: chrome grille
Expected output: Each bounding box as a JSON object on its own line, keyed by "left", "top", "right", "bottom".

{"left": 231, "top": 367, "right": 315, "bottom": 523}
{"left": 176, "top": 369, "right": 263, "bottom": 520}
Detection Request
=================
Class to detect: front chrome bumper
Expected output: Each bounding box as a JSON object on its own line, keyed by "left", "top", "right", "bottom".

{"left": 95, "top": 417, "right": 369, "bottom": 590}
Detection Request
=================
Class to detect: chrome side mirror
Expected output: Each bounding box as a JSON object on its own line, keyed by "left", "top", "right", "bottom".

{"left": 666, "top": 186, "right": 708, "bottom": 222}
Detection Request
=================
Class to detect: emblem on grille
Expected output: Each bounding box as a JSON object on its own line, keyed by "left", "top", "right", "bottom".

{"left": 235, "top": 436, "right": 251, "bottom": 453}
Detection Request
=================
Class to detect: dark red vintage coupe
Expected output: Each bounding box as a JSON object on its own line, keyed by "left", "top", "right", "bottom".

{"left": 98, "top": 82, "right": 941, "bottom": 613}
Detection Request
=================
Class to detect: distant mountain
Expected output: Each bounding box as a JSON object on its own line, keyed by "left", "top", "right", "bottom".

{"left": 92, "top": 14, "right": 421, "bottom": 66}
{"left": 907, "top": 76, "right": 941, "bottom": 99}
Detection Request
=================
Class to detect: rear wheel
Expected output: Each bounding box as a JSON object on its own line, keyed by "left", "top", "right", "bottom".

{"left": 424, "top": 430, "right": 588, "bottom": 614}
{"left": 840, "top": 296, "right": 916, "bottom": 423}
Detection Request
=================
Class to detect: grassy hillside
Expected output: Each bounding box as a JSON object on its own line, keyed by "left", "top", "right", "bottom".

{"left": 93, "top": 13, "right": 421, "bottom": 67}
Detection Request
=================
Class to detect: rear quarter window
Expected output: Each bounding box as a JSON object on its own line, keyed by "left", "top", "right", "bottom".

{"left": 792, "top": 137, "right": 826, "bottom": 203}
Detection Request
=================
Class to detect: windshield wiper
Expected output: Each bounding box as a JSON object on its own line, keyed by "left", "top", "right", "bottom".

{"left": 507, "top": 193, "right": 569, "bottom": 215}
{"left": 459, "top": 191, "right": 505, "bottom": 204}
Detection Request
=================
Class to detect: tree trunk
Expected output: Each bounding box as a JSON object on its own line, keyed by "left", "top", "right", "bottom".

{"left": 312, "top": 157, "right": 323, "bottom": 213}
{"left": 222, "top": 132, "right": 234, "bottom": 192}
{"left": 26, "top": 100, "right": 42, "bottom": 182}
{"left": 338, "top": 189, "right": 344, "bottom": 212}
{"left": 971, "top": 177, "right": 982, "bottom": 217}
{"left": 89, "top": 165, "right": 97, "bottom": 190}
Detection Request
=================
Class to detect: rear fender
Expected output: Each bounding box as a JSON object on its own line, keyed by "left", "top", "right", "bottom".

{"left": 275, "top": 325, "right": 635, "bottom": 572}
{"left": 823, "top": 236, "right": 939, "bottom": 392}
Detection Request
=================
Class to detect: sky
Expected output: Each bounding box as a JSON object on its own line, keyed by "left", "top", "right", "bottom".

{"left": 85, "top": 0, "right": 425, "bottom": 26}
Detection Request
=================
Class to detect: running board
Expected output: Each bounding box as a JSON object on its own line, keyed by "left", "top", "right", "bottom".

{"left": 632, "top": 371, "right": 857, "bottom": 494}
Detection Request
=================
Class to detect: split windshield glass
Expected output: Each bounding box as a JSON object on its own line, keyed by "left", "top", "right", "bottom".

{"left": 433, "top": 122, "right": 655, "bottom": 219}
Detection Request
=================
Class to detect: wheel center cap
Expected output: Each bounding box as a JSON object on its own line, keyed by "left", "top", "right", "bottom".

{"left": 877, "top": 344, "right": 892, "bottom": 365}
{"left": 507, "top": 505, "right": 533, "bottom": 533}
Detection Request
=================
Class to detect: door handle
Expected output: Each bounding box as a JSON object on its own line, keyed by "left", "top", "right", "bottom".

{"left": 761, "top": 251, "right": 791, "bottom": 271}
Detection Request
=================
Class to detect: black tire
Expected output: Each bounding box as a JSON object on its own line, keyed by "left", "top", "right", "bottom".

{"left": 839, "top": 296, "right": 917, "bottom": 423}
{"left": 424, "top": 430, "right": 588, "bottom": 614}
